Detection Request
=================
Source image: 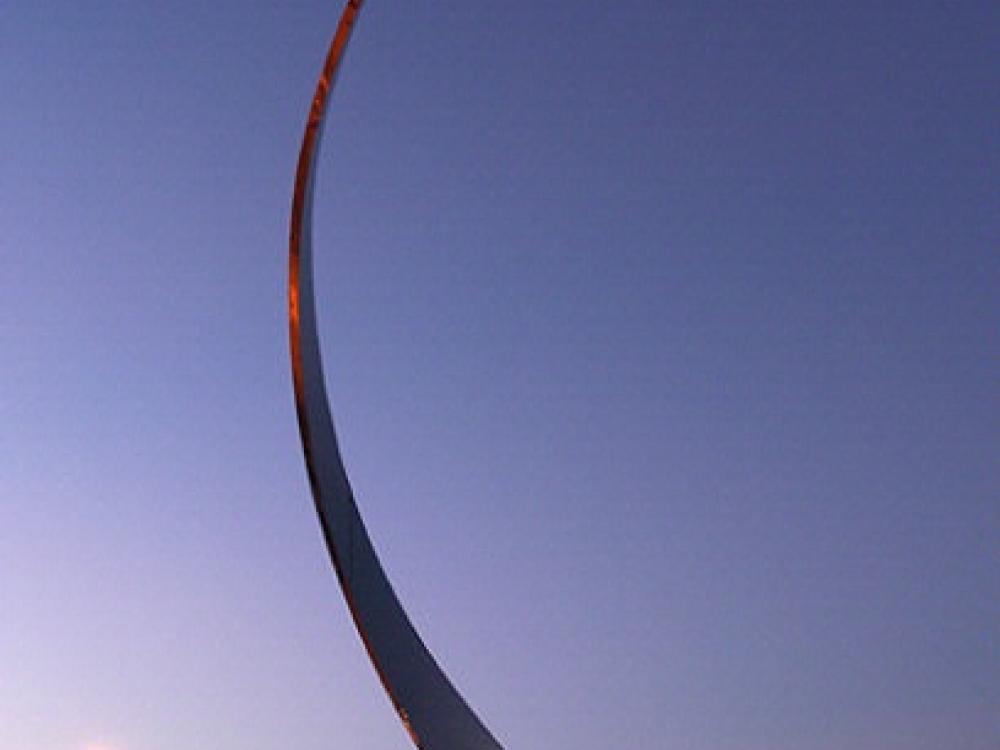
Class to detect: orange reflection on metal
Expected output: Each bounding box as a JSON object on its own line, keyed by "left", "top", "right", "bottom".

{"left": 287, "top": 3, "right": 503, "bottom": 748}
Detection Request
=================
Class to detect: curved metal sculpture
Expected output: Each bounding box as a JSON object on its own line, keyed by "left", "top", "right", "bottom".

{"left": 288, "top": 3, "right": 505, "bottom": 748}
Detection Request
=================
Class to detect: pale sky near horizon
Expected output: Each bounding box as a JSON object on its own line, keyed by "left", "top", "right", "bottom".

{"left": 1, "top": 2, "right": 998, "bottom": 749}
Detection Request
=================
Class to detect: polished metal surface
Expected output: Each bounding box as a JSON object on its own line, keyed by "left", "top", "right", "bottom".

{"left": 288, "top": 3, "right": 505, "bottom": 748}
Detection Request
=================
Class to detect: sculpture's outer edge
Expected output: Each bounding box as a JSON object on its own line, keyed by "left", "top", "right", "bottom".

{"left": 288, "top": 3, "right": 504, "bottom": 748}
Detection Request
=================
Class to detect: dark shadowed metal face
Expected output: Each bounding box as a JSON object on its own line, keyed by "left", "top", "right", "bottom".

{"left": 288, "top": 3, "right": 505, "bottom": 748}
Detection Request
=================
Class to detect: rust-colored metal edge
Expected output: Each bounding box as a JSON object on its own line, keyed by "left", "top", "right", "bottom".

{"left": 287, "top": 3, "right": 503, "bottom": 749}
{"left": 287, "top": 1, "right": 424, "bottom": 745}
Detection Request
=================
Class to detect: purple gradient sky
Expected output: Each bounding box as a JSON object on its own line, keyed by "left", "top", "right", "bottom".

{"left": 2, "top": 2, "right": 998, "bottom": 749}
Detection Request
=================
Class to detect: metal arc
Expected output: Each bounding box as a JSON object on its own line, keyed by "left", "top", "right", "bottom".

{"left": 288, "top": 3, "right": 505, "bottom": 748}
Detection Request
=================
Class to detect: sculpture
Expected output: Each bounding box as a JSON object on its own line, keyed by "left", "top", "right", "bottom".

{"left": 288, "top": 3, "right": 505, "bottom": 748}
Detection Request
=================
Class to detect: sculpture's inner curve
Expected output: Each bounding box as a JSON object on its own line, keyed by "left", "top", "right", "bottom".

{"left": 288, "top": 3, "right": 505, "bottom": 748}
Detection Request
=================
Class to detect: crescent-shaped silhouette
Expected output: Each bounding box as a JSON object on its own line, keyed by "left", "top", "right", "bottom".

{"left": 288, "top": 3, "right": 505, "bottom": 748}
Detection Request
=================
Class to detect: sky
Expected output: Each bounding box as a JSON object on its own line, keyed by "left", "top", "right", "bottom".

{"left": 1, "top": 1, "right": 998, "bottom": 749}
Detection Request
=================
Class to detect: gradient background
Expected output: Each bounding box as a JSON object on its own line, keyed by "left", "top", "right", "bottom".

{"left": 1, "top": 2, "right": 997, "bottom": 749}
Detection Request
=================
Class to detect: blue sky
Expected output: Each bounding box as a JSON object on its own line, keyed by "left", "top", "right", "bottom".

{"left": 1, "top": 2, "right": 997, "bottom": 749}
